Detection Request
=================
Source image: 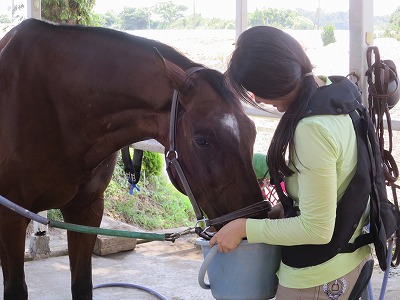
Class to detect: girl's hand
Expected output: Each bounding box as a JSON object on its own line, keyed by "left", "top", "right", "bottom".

{"left": 209, "top": 218, "right": 247, "bottom": 253}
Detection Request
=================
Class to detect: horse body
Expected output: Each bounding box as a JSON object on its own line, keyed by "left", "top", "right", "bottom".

{"left": 0, "top": 19, "right": 263, "bottom": 299}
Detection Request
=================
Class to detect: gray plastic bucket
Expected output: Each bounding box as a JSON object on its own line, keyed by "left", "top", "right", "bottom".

{"left": 196, "top": 238, "right": 281, "bottom": 300}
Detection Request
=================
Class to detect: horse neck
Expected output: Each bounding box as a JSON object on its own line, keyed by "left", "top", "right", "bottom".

{"left": 76, "top": 90, "right": 172, "bottom": 169}
{"left": 37, "top": 24, "right": 176, "bottom": 169}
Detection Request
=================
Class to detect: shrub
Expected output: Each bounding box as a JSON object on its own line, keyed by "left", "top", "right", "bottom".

{"left": 321, "top": 24, "right": 336, "bottom": 46}
{"left": 142, "top": 151, "right": 163, "bottom": 178}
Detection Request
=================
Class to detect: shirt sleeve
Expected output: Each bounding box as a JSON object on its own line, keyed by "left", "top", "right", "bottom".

{"left": 247, "top": 119, "right": 339, "bottom": 246}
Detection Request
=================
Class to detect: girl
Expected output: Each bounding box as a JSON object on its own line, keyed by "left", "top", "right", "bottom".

{"left": 210, "top": 26, "right": 372, "bottom": 300}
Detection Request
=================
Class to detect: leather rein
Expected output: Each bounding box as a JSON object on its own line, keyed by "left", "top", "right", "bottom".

{"left": 366, "top": 46, "right": 400, "bottom": 266}
{"left": 366, "top": 47, "right": 400, "bottom": 194}
{"left": 165, "top": 67, "right": 271, "bottom": 240}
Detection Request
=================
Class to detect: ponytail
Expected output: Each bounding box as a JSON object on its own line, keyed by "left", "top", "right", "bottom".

{"left": 267, "top": 76, "right": 318, "bottom": 178}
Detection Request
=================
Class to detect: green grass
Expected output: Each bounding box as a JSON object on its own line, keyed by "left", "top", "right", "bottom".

{"left": 47, "top": 208, "right": 63, "bottom": 221}
{"left": 48, "top": 155, "right": 196, "bottom": 230}
{"left": 103, "top": 156, "right": 195, "bottom": 230}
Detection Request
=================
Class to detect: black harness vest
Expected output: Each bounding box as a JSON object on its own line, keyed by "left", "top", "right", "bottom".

{"left": 277, "top": 76, "right": 400, "bottom": 270}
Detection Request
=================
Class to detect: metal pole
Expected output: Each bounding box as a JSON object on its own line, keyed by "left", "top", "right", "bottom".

{"left": 349, "top": 0, "right": 373, "bottom": 106}
{"left": 26, "top": 0, "right": 43, "bottom": 238}
{"left": 235, "top": 0, "right": 247, "bottom": 41}
{"left": 193, "top": 0, "right": 196, "bottom": 29}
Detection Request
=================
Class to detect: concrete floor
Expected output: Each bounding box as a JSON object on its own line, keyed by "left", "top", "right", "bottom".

{"left": 10, "top": 230, "right": 215, "bottom": 300}
{"left": 0, "top": 226, "right": 398, "bottom": 300}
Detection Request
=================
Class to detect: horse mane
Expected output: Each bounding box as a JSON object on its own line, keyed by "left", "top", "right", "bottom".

{"left": 81, "top": 24, "right": 235, "bottom": 104}
{"left": 197, "top": 68, "right": 236, "bottom": 104}
{"left": 36, "top": 19, "right": 235, "bottom": 105}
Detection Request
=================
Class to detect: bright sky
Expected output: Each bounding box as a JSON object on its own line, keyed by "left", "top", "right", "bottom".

{"left": 0, "top": 0, "right": 398, "bottom": 18}
{"left": 92, "top": 0, "right": 399, "bottom": 17}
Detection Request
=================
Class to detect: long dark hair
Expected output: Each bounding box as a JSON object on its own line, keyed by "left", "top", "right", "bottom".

{"left": 225, "top": 26, "right": 317, "bottom": 178}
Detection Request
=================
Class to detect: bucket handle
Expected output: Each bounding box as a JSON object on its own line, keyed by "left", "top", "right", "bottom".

{"left": 198, "top": 245, "right": 218, "bottom": 289}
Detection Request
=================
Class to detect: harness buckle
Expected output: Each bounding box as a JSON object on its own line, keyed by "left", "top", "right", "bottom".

{"left": 165, "top": 150, "right": 178, "bottom": 162}
{"left": 195, "top": 217, "right": 209, "bottom": 230}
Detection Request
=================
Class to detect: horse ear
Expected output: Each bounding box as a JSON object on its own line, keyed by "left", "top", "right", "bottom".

{"left": 153, "top": 47, "right": 192, "bottom": 94}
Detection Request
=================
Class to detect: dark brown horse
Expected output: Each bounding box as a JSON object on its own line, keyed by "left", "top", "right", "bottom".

{"left": 0, "top": 19, "right": 264, "bottom": 299}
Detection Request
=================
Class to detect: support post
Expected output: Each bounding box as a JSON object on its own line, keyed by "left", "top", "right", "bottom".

{"left": 235, "top": 0, "right": 247, "bottom": 41}
{"left": 29, "top": 211, "right": 50, "bottom": 259}
{"left": 349, "top": 0, "right": 373, "bottom": 106}
{"left": 26, "top": 0, "right": 41, "bottom": 19}
{"left": 26, "top": 0, "right": 46, "bottom": 257}
{"left": 33, "top": 211, "right": 48, "bottom": 234}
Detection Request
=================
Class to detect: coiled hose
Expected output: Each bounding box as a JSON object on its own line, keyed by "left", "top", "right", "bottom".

{"left": 93, "top": 282, "right": 168, "bottom": 300}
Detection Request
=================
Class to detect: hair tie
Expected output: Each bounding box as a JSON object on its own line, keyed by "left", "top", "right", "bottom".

{"left": 304, "top": 72, "right": 314, "bottom": 77}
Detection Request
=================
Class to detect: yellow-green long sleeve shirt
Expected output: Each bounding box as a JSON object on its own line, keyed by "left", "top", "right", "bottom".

{"left": 247, "top": 113, "right": 371, "bottom": 289}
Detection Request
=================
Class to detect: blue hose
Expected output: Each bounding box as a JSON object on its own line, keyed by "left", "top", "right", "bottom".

{"left": 367, "top": 281, "right": 374, "bottom": 300}
{"left": 93, "top": 282, "right": 168, "bottom": 300}
{"left": 0, "top": 195, "right": 49, "bottom": 224}
{"left": 378, "top": 239, "right": 394, "bottom": 300}
{"left": 366, "top": 238, "right": 394, "bottom": 300}
{"left": 0, "top": 194, "right": 171, "bottom": 299}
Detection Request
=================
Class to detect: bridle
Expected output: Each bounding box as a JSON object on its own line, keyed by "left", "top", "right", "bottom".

{"left": 165, "top": 67, "right": 272, "bottom": 240}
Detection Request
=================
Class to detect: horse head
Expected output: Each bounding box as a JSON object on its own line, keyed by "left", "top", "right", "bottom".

{"left": 154, "top": 49, "right": 266, "bottom": 227}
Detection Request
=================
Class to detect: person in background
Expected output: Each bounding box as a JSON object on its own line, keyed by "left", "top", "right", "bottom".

{"left": 210, "top": 26, "right": 372, "bottom": 300}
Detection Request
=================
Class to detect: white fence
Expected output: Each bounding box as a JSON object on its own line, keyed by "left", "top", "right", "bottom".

{"left": 133, "top": 104, "right": 400, "bottom": 154}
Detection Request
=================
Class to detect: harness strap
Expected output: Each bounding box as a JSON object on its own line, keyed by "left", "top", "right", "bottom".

{"left": 366, "top": 46, "right": 400, "bottom": 267}
{"left": 165, "top": 68, "right": 206, "bottom": 222}
{"left": 208, "top": 201, "right": 272, "bottom": 227}
{"left": 270, "top": 176, "right": 298, "bottom": 218}
{"left": 366, "top": 46, "right": 399, "bottom": 185}
{"left": 121, "top": 146, "right": 143, "bottom": 185}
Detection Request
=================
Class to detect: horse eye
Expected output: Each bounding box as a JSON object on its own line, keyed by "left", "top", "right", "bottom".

{"left": 194, "top": 137, "right": 208, "bottom": 147}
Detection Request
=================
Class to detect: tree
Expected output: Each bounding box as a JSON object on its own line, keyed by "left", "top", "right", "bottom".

{"left": 41, "top": 0, "right": 96, "bottom": 25}
{"left": 118, "top": 7, "right": 149, "bottom": 30}
{"left": 0, "top": 14, "right": 11, "bottom": 23}
{"left": 292, "top": 15, "right": 314, "bottom": 30}
{"left": 153, "top": 1, "right": 188, "bottom": 29}
{"left": 203, "top": 18, "right": 235, "bottom": 30}
{"left": 11, "top": 3, "right": 25, "bottom": 23}
{"left": 95, "top": 10, "right": 118, "bottom": 28}
{"left": 248, "top": 8, "right": 313, "bottom": 30}
{"left": 297, "top": 9, "right": 349, "bottom": 30}
{"left": 383, "top": 7, "right": 400, "bottom": 42}
{"left": 321, "top": 23, "right": 336, "bottom": 46}
{"left": 168, "top": 14, "right": 200, "bottom": 29}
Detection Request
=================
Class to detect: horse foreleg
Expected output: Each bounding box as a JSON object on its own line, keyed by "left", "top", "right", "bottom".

{"left": 62, "top": 198, "right": 104, "bottom": 300}
{"left": 0, "top": 215, "right": 30, "bottom": 300}
{"left": 67, "top": 230, "right": 97, "bottom": 300}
